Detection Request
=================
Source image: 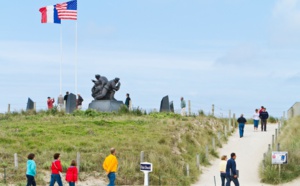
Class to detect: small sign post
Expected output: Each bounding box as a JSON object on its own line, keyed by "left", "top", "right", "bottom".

{"left": 140, "top": 162, "right": 152, "bottom": 186}
{"left": 272, "top": 151, "right": 288, "bottom": 183}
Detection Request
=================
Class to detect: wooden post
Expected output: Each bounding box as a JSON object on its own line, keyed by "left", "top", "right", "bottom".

{"left": 212, "top": 137, "right": 215, "bottom": 150}
{"left": 228, "top": 110, "right": 231, "bottom": 132}
{"left": 188, "top": 100, "right": 191, "bottom": 116}
{"left": 275, "top": 129, "right": 278, "bottom": 142}
{"left": 7, "top": 104, "right": 10, "bottom": 114}
{"left": 233, "top": 113, "right": 236, "bottom": 128}
{"left": 268, "top": 144, "right": 271, "bottom": 152}
{"left": 140, "top": 151, "right": 144, "bottom": 162}
{"left": 14, "top": 153, "right": 18, "bottom": 170}
{"left": 186, "top": 164, "right": 190, "bottom": 177}
{"left": 33, "top": 102, "right": 36, "bottom": 111}
{"left": 217, "top": 132, "right": 221, "bottom": 141}
{"left": 196, "top": 154, "right": 200, "bottom": 170}
{"left": 205, "top": 146, "right": 209, "bottom": 160}
{"left": 277, "top": 143, "right": 280, "bottom": 151}
{"left": 77, "top": 152, "right": 80, "bottom": 173}
{"left": 212, "top": 104, "right": 215, "bottom": 116}
{"left": 272, "top": 135, "right": 275, "bottom": 149}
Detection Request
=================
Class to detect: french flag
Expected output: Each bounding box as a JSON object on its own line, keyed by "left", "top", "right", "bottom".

{"left": 39, "top": 5, "right": 61, "bottom": 24}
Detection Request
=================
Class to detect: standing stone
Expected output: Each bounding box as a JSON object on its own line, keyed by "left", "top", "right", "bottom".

{"left": 26, "top": 98, "right": 34, "bottom": 111}
{"left": 170, "top": 101, "right": 174, "bottom": 113}
{"left": 66, "top": 93, "right": 76, "bottom": 113}
{"left": 160, "top": 95, "right": 170, "bottom": 112}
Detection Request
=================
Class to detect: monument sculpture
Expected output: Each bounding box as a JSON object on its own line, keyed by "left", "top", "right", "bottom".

{"left": 89, "top": 74, "right": 124, "bottom": 112}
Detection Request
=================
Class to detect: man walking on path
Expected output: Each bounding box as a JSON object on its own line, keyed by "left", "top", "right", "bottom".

{"left": 259, "top": 108, "right": 269, "bottom": 131}
{"left": 237, "top": 114, "right": 247, "bottom": 138}
{"left": 180, "top": 97, "right": 186, "bottom": 116}
{"left": 226, "top": 153, "right": 239, "bottom": 186}
{"left": 103, "top": 148, "right": 118, "bottom": 186}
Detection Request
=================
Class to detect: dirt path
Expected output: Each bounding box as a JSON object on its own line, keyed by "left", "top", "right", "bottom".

{"left": 192, "top": 124, "right": 300, "bottom": 186}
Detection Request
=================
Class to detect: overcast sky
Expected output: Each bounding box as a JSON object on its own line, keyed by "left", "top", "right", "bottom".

{"left": 1, "top": 0, "right": 299, "bottom": 117}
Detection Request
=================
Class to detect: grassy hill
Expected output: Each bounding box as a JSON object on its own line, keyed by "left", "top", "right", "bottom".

{"left": 260, "top": 116, "right": 300, "bottom": 184}
{"left": 0, "top": 109, "right": 230, "bottom": 185}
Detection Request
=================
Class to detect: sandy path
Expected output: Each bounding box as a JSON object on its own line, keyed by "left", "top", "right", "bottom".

{"left": 192, "top": 124, "right": 300, "bottom": 186}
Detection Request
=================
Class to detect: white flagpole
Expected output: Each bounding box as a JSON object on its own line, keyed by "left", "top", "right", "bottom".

{"left": 60, "top": 24, "right": 63, "bottom": 95}
{"left": 75, "top": 21, "right": 78, "bottom": 95}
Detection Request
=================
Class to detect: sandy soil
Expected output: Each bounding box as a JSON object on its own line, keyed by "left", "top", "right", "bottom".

{"left": 192, "top": 124, "right": 300, "bottom": 186}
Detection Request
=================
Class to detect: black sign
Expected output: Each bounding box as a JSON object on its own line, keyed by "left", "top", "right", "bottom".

{"left": 140, "top": 163, "right": 152, "bottom": 171}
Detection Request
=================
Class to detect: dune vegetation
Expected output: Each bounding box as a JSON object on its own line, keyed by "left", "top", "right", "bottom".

{"left": 0, "top": 108, "right": 231, "bottom": 185}
{"left": 260, "top": 116, "right": 300, "bottom": 184}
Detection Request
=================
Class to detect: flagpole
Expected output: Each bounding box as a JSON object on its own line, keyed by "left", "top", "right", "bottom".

{"left": 75, "top": 21, "right": 78, "bottom": 95}
{"left": 60, "top": 24, "right": 63, "bottom": 95}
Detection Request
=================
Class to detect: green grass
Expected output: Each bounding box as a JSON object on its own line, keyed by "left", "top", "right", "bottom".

{"left": 260, "top": 117, "right": 300, "bottom": 184}
{"left": 0, "top": 109, "right": 230, "bottom": 185}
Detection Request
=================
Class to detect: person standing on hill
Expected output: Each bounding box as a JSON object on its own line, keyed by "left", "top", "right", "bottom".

{"left": 64, "top": 91, "right": 69, "bottom": 106}
{"left": 47, "top": 97, "right": 55, "bottom": 110}
{"left": 259, "top": 108, "right": 269, "bottom": 132}
{"left": 65, "top": 160, "right": 78, "bottom": 186}
{"left": 26, "top": 153, "right": 36, "bottom": 186}
{"left": 180, "top": 97, "right": 186, "bottom": 116}
{"left": 226, "top": 153, "right": 239, "bottom": 186}
{"left": 76, "top": 94, "right": 84, "bottom": 110}
{"left": 253, "top": 109, "right": 260, "bottom": 131}
{"left": 50, "top": 153, "right": 63, "bottom": 186}
{"left": 219, "top": 155, "right": 227, "bottom": 186}
{"left": 125, "top": 93, "right": 131, "bottom": 109}
{"left": 103, "top": 148, "right": 118, "bottom": 186}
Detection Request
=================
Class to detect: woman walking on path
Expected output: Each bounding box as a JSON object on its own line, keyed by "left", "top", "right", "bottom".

{"left": 26, "top": 153, "right": 36, "bottom": 186}
{"left": 219, "top": 155, "right": 227, "bottom": 186}
{"left": 65, "top": 160, "right": 78, "bottom": 186}
{"left": 253, "top": 109, "right": 260, "bottom": 131}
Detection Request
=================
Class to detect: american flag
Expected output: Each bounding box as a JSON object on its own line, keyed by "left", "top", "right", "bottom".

{"left": 56, "top": 0, "right": 77, "bottom": 20}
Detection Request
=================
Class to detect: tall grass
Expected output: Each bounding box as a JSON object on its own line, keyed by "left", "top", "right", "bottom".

{"left": 0, "top": 110, "right": 229, "bottom": 185}
{"left": 260, "top": 116, "right": 300, "bottom": 184}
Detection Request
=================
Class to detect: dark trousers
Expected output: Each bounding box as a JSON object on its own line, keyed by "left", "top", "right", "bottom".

{"left": 26, "top": 175, "right": 36, "bottom": 186}
{"left": 220, "top": 173, "right": 226, "bottom": 186}
{"left": 261, "top": 119, "right": 267, "bottom": 131}
{"left": 68, "top": 182, "right": 75, "bottom": 186}
{"left": 226, "top": 175, "right": 239, "bottom": 186}
{"left": 107, "top": 172, "right": 116, "bottom": 186}
{"left": 49, "top": 174, "right": 63, "bottom": 186}
{"left": 238, "top": 123, "right": 245, "bottom": 137}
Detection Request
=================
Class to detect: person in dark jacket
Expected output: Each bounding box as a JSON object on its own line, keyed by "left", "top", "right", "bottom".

{"left": 259, "top": 108, "right": 269, "bottom": 131}
{"left": 237, "top": 114, "right": 247, "bottom": 138}
{"left": 125, "top": 93, "right": 131, "bottom": 109}
{"left": 226, "top": 152, "right": 239, "bottom": 186}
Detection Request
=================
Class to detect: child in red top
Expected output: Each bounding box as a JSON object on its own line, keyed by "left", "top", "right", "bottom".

{"left": 65, "top": 160, "right": 78, "bottom": 186}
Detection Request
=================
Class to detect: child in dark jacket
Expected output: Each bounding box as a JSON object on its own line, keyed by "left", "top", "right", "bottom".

{"left": 65, "top": 160, "right": 78, "bottom": 186}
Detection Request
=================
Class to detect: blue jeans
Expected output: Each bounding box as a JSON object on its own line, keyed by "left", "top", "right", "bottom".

{"left": 226, "top": 175, "right": 239, "bottom": 186}
{"left": 68, "top": 182, "right": 75, "bottom": 186}
{"left": 26, "top": 175, "right": 36, "bottom": 186}
{"left": 220, "top": 173, "right": 226, "bottom": 186}
{"left": 253, "top": 120, "right": 259, "bottom": 128}
{"left": 49, "top": 174, "right": 63, "bottom": 186}
{"left": 239, "top": 123, "right": 245, "bottom": 137}
{"left": 107, "top": 172, "right": 116, "bottom": 186}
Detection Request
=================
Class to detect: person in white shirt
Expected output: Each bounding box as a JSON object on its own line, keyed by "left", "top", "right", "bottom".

{"left": 219, "top": 155, "right": 227, "bottom": 186}
{"left": 253, "top": 109, "right": 260, "bottom": 131}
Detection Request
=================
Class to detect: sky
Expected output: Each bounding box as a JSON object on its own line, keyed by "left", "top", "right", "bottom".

{"left": 1, "top": 0, "right": 300, "bottom": 118}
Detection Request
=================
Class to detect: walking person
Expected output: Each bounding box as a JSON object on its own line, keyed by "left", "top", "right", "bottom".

{"left": 237, "top": 114, "right": 247, "bottom": 138}
{"left": 180, "top": 97, "right": 186, "bottom": 116}
{"left": 219, "top": 155, "right": 227, "bottom": 186}
{"left": 50, "top": 153, "right": 63, "bottom": 186}
{"left": 65, "top": 160, "right": 78, "bottom": 186}
{"left": 26, "top": 153, "right": 36, "bottom": 186}
{"left": 253, "top": 109, "right": 260, "bottom": 131}
{"left": 103, "top": 148, "right": 118, "bottom": 186}
{"left": 259, "top": 108, "right": 269, "bottom": 132}
{"left": 226, "top": 153, "right": 239, "bottom": 186}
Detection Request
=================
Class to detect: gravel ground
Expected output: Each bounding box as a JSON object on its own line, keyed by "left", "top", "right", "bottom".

{"left": 192, "top": 124, "right": 300, "bottom": 186}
